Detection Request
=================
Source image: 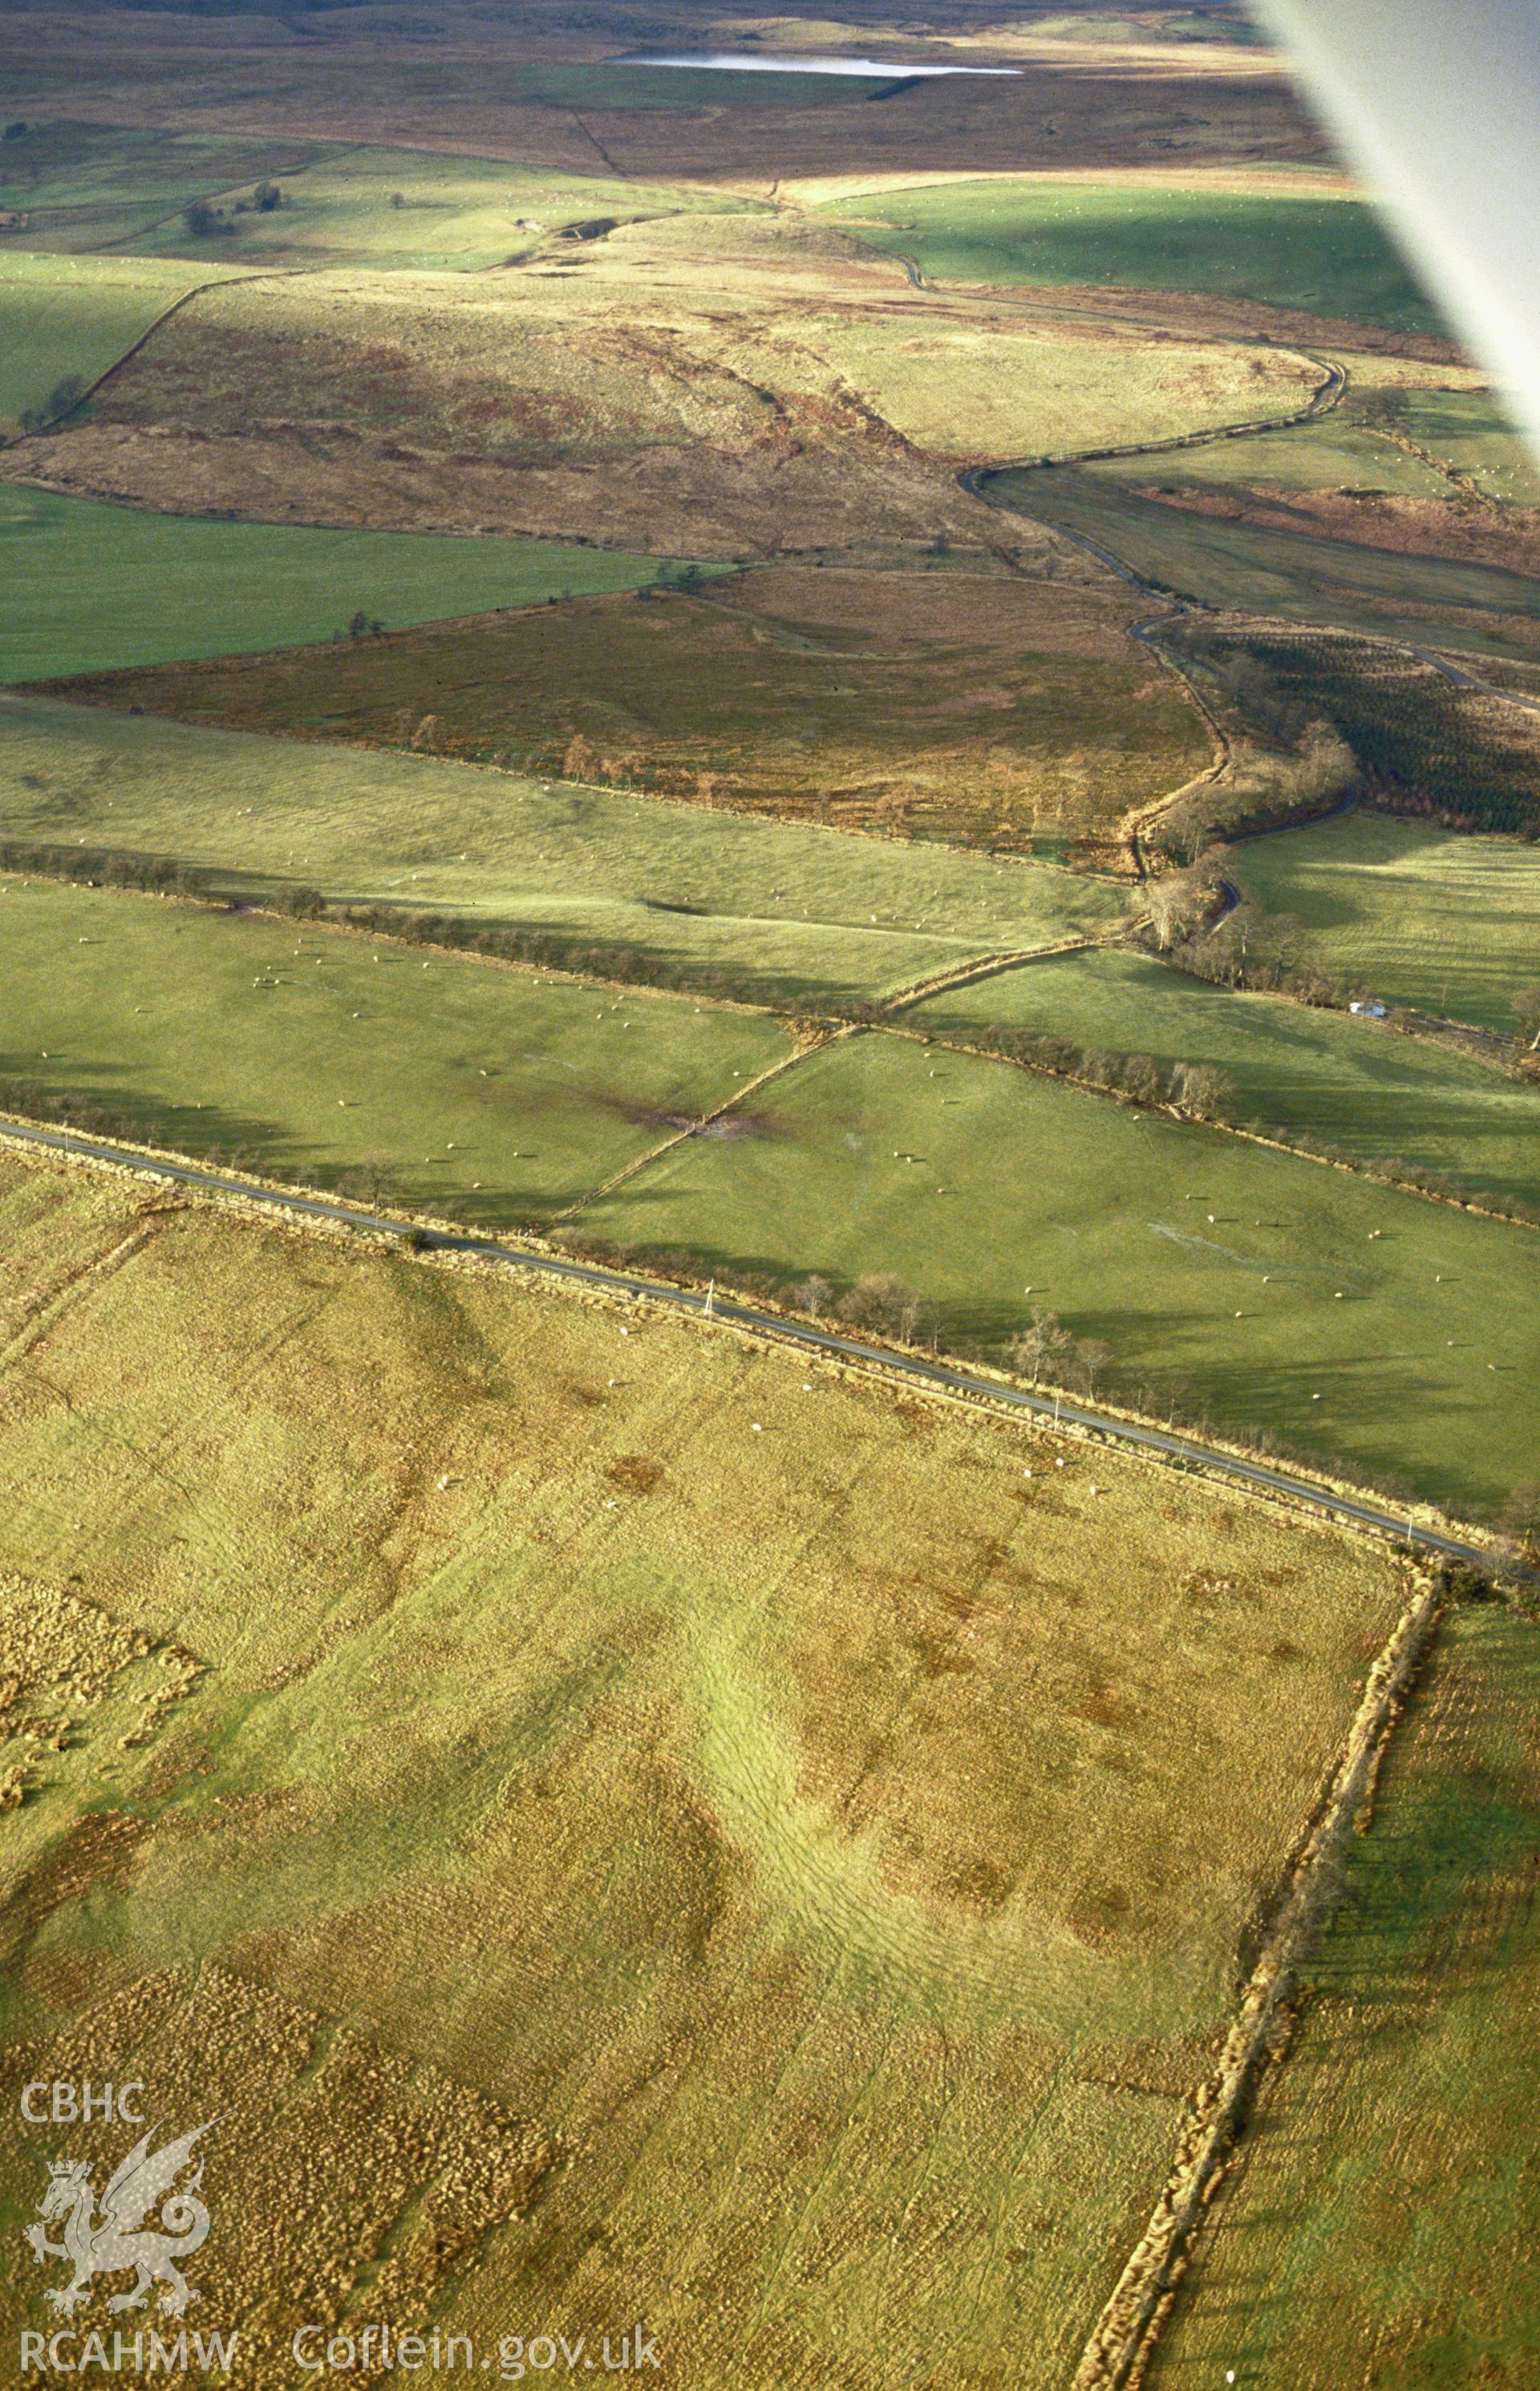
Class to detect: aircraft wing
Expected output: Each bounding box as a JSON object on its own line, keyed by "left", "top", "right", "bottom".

{"left": 1255, "top": 0, "right": 1540, "bottom": 456}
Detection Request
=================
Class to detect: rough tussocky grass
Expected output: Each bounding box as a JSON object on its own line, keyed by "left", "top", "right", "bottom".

{"left": 0, "top": 1149, "right": 1404, "bottom": 2385}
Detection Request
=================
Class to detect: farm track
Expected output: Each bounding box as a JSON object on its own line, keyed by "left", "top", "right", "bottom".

{"left": 1408, "top": 638, "right": 1540, "bottom": 715}
{"left": 865, "top": 248, "right": 1344, "bottom": 873}
{"left": 0, "top": 1113, "right": 1497, "bottom": 1574}
{"left": 796, "top": 223, "right": 1331, "bottom": 877}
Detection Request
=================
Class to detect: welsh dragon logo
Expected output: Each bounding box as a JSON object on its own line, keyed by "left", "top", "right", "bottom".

{"left": 25, "top": 2119, "right": 217, "bottom": 2320}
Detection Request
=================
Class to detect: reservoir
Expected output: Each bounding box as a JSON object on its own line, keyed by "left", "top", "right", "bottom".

{"left": 618, "top": 51, "right": 1020, "bottom": 77}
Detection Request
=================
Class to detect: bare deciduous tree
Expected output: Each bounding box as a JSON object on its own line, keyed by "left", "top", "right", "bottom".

{"left": 1008, "top": 1307, "right": 1072, "bottom": 1387}
{"left": 1169, "top": 1063, "right": 1238, "bottom": 1121}
{"left": 1514, "top": 986, "right": 1540, "bottom": 1052}
{"left": 1501, "top": 1480, "right": 1540, "bottom": 1552}
{"left": 836, "top": 1274, "right": 930, "bottom": 1342}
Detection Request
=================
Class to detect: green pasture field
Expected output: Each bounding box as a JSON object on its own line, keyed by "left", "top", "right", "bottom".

{"left": 1232, "top": 808, "right": 1540, "bottom": 1035}
{"left": 817, "top": 177, "right": 1443, "bottom": 331}
{"left": 0, "top": 1156, "right": 1404, "bottom": 2381}
{"left": 582, "top": 1029, "right": 1540, "bottom": 1517}
{"left": 1384, "top": 385, "right": 1540, "bottom": 505}
{"left": 1091, "top": 417, "right": 1449, "bottom": 497}
{"left": 1092, "top": 375, "right": 1538, "bottom": 505}
{"left": 910, "top": 947, "right": 1540, "bottom": 1212}
{"left": 0, "top": 251, "right": 248, "bottom": 433}
{"left": 0, "top": 120, "right": 750, "bottom": 268}
{"left": 0, "top": 695, "right": 1125, "bottom": 1004}
{"left": 1148, "top": 1607, "right": 1540, "bottom": 2388}
{"left": 987, "top": 467, "right": 1540, "bottom": 655}
{"left": 127, "top": 145, "right": 757, "bottom": 272}
{"left": 0, "top": 876, "right": 793, "bottom": 1222}
{"left": 0, "top": 120, "right": 344, "bottom": 253}
{"left": 0, "top": 489, "right": 713, "bottom": 681}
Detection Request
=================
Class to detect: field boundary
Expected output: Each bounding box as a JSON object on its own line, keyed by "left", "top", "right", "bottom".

{"left": 880, "top": 932, "right": 1112, "bottom": 1009}
{"left": 6, "top": 262, "right": 318, "bottom": 440}
{"left": 0, "top": 1109, "right": 1496, "bottom": 1570}
{"left": 549, "top": 1022, "right": 850, "bottom": 1221}
{"left": 1072, "top": 1566, "right": 1446, "bottom": 2390}
{"left": 951, "top": 338, "right": 1352, "bottom": 875}
{"left": 875, "top": 1011, "right": 1540, "bottom": 1234}
{"left": 2, "top": 852, "right": 1533, "bottom": 1232}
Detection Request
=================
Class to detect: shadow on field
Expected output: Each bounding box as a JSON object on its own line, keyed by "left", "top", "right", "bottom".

{"left": 0, "top": 1052, "right": 344, "bottom": 1190}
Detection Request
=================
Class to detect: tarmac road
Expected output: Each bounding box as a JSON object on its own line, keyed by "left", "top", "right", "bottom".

{"left": 0, "top": 1114, "right": 1491, "bottom": 1574}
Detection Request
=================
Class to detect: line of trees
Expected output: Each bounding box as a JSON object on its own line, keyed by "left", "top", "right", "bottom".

{"left": 0, "top": 837, "right": 807, "bottom": 1011}
{"left": 950, "top": 1017, "right": 1241, "bottom": 1123}
{"left": 942, "top": 1018, "right": 1540, "bottom": 1226}
{"left": 328, "top": 901, "right": 788, "bottom": 1010}
{"left": 0, "top": 838, "right": 213, "bottom": 895}
{"left": 547, "top": 1230, "right": 1434, "bottom": 1511}
{"left": 1007, "top": 1306, "right": 1116, "bottom": 1398}
{"left": 1149, "top": 715, "right": 1361, "bottom": 867}
{"left": 1136, "top": 856, "right": 1358, "bottom": 1007}
{"left": 788, "top": 1270, "right": 937, "bottom": 1345}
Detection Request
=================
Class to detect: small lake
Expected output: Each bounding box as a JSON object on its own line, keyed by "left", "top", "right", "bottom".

{"left": 618, "top": 51, "right": 1019, "bottom": 78}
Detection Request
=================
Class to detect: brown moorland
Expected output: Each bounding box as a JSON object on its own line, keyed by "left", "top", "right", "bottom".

{"left": 1, "top": 5, "right": 1320, "bottom": 190}
{"left": 1130, "top": 482, "right": 1540, "bottom": 578}
{"left": 46, "top": 564, "right": 1213, "bottom": 850}
{"left": 0, "top": 217, "right": 1316, "bottom": 557}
